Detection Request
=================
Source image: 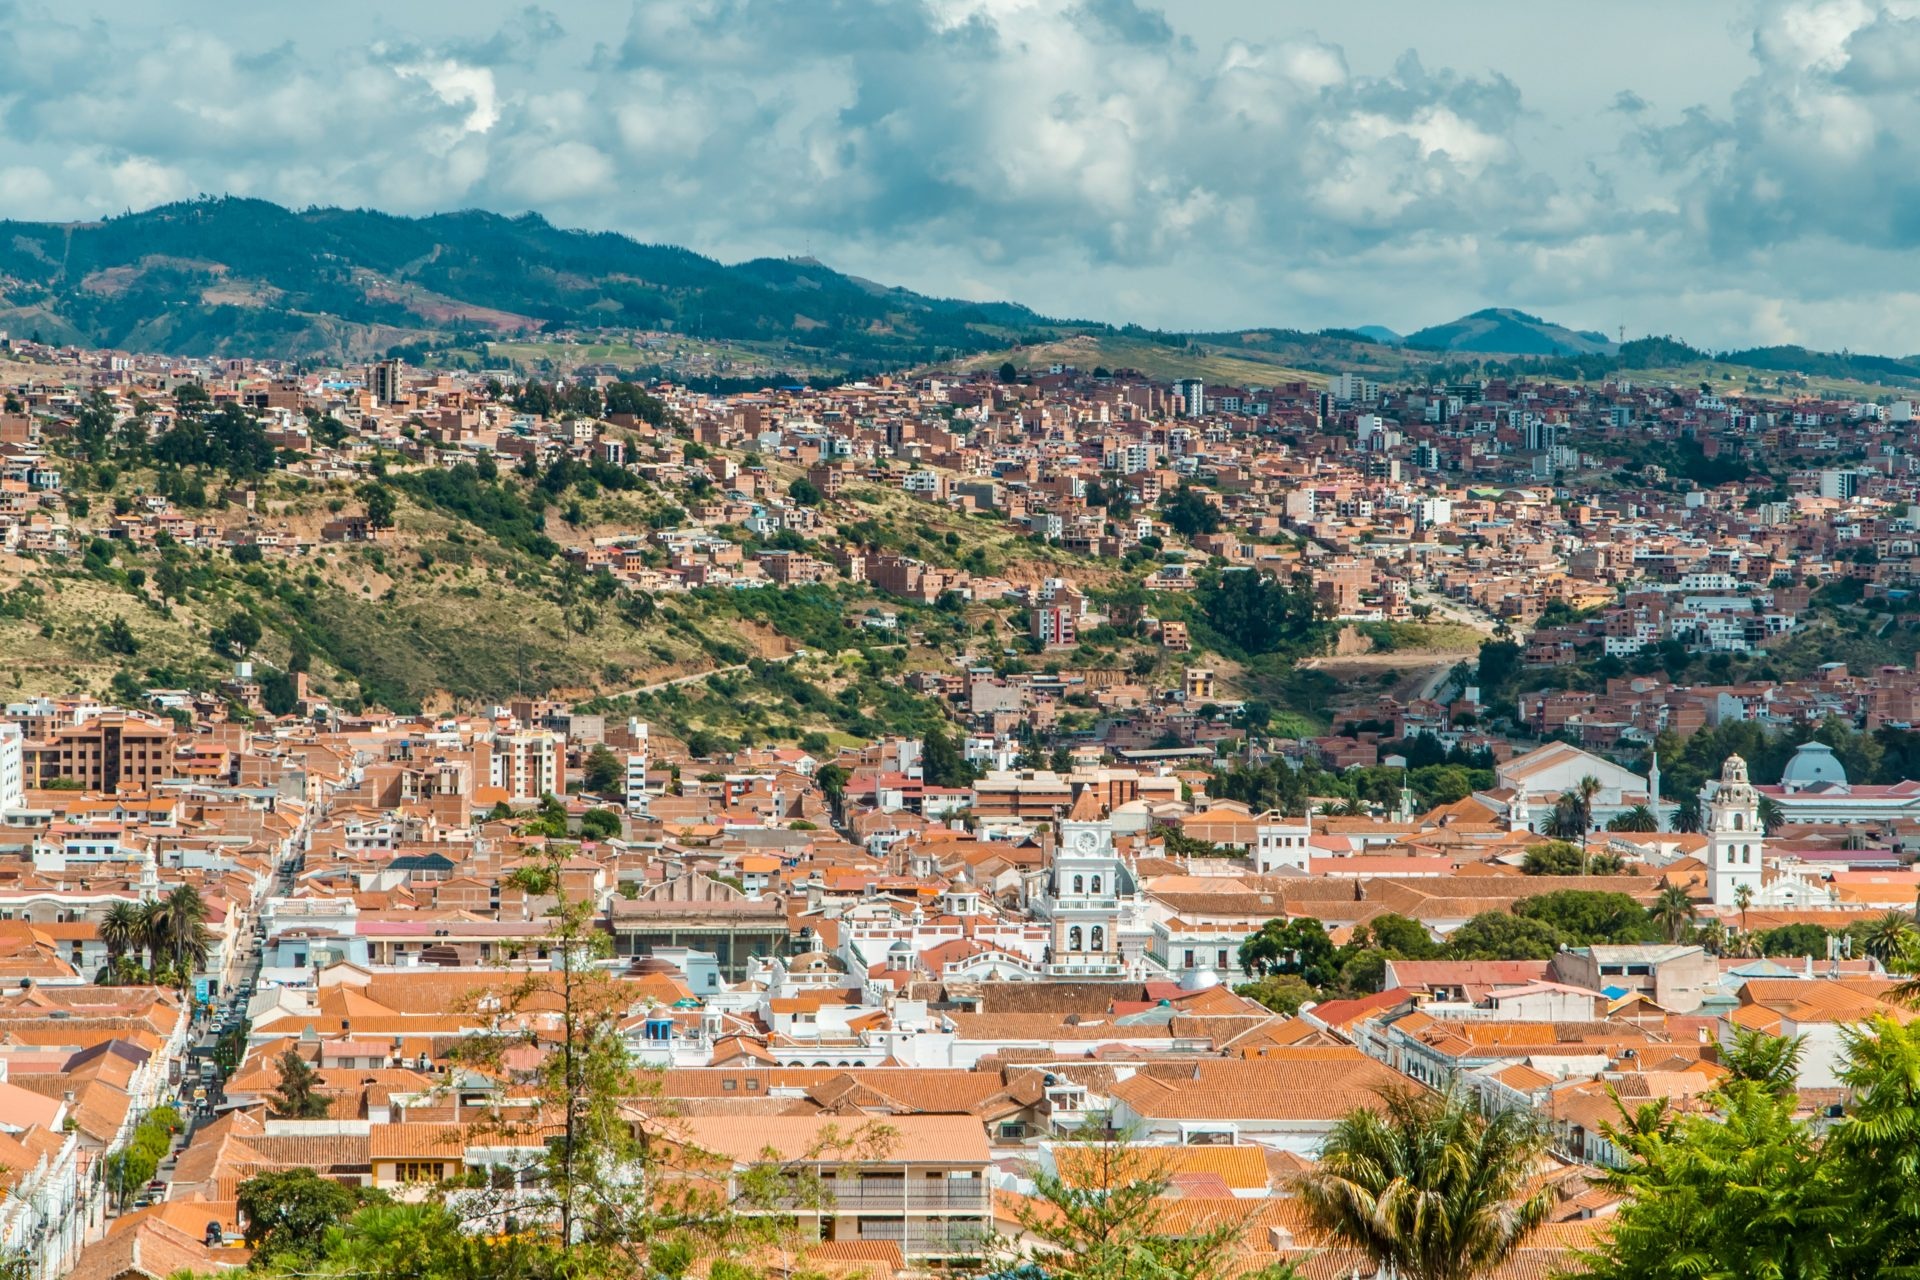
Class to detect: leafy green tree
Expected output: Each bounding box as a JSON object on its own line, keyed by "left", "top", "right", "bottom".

{"left": 1573, "top": 1081, "right": 1845, "bottom": 1280}
{"left": 238, "top": 1167, "right": 386, "bottom": 1265}
{"left": 1362, "top": 912, "right": 1442, "bottom": 959}
{"left": 1200, "top": 569, "right": 1327, "bottom": 657}
{"left": 919, "top": 721, "right": 973, "bottom": 788}
{"left": 1239, "top": 918, "right": 1339, "bottom": 987}
{"left": 1234, "top": 974, "right": 1316, "bottom": 1015}
{"left": 579, "top": 808, "right": 622, "bottom": 840}
{"left": 1521, "top": 840, "right": 1623, "bottom": 876}
{"left": 361, "top": 480, "right": 398, "bottom": 530}
{"left": 1830, "top": 1015, "right": 1920, "bottom": 1275}
{"left": 582, "top": 745, "right": 625, "bottom": 795}
{"left": 1758, "top": 922, "right": 1831, "bottom": 959}
{"left": 1442, "top": 912, "right": 1564, "bottom": 961}
{"left": 1297, "top": 1086, "right": 1552, "bottom": 1280}
{"left": 1719, "top": 1026, "right": 1806, "bottom": 1093}
{"left": 1159, "top": 484, "right": 1221, "bottom": 537}
{"left": 1856, "top": 911, "right": 1917, "bottom": 964}
{"left": 787, "top": 477, "right": 822, "bottom": 506}
{"left": 268, "top": 1048, "right": 331, "bottom": 1119}
{"left": 1515, "top": 891, "right": 1654, "bottom": 945}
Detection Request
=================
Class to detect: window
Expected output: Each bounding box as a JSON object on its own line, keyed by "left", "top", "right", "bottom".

{"left": 1072, "top": 875, "right": 1084, "bottom": 894}
{"left": 1090, "top": 876, "right": 1103, "bottom": 894}
{"left": 1068, "top": 927, "right": 1083, "bottom": 951}
{"left": 999, "top": 1122, "right": 1025, "bottom": 1140}
{"left": 392, "top": 1161, "right": 444, "bottom": 1184}
{"left": 722, "top": 1079, "right": 737, "bottom": 1091}
{"left": 1184, "top": 949, "right": 1196, "bottom": 968}
{"left": 1090, "top": 926, "right": 1105, "bottom": 951}
{"left": 1217, "top": 949, "right": 1230, "bottom": 968}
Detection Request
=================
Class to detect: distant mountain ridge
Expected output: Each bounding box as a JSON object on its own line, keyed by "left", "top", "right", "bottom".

{"left": 1403, "top": 307, "right": 1617, "bottom": 357}
{"left": 0, "top": 197, "right": 1064, "bottom": 364}
{"left": 2, "top": 199, "right": 1917, "bottom": 389}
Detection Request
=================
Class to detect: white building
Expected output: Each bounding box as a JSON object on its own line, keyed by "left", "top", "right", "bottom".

{"left": 1703, "top": 754, "right": 1765, "bottom": 908}
{"left": 489, "top": 729, "right": 562, "bottom": 805}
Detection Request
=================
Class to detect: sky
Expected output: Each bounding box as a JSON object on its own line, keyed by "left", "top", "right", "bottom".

{"left": 3, "top": 0, "right": 1919, "bottom": 351}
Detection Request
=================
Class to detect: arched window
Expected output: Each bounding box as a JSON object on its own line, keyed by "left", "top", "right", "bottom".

{"left": 1072, "top": 875, "right": 1084, "bottom": 894}
{"left": 1090, "top": 875, "right": 1103, "bottom": 894}
{"left": 1068, "top": 926, "right": 1083, "bottom": 951}
{"left": 1090, "top": 926, "right": 1105, "bottom": 951}
{"left": 1733, "top": 813, "right": 1745, "bottom": 831}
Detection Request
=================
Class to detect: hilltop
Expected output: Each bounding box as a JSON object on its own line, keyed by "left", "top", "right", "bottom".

{"left": 0, "top": 198, "right": 1072, "bottom": 368}
{"left": 1403, "top": 308, "right": 1617, "bottom": 357}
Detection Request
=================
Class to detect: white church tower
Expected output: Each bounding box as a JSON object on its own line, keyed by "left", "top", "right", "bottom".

{"left": 1703, "top": 754, "right": 1764, "bottom": 908}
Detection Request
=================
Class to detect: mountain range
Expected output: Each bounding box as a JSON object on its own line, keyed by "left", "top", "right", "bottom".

{"left": 4, "top": 198, "right": 1920, "bottom": 390}
{"left": 0, "top": 198, "right": 1062, "bottom": 367}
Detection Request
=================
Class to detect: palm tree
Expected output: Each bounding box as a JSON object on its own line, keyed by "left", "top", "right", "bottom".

{"left": 1735, "top": 882, "right": 1754, "bottom": 935}
{"left": 1296, "top": 1085, "right": 1553, "bottom": 1280}
{"left": 1719, "top": 1025, "right": 1806, "bottom": 1094}
{"left": 1606, "top": 805, "right": 1658, "bottom": 833}
{"left": 98, "top": 901, "right": 141, "bottom": 963}
{"left": 1650, "top": 884, "right": 1697, "bottom": 944}
{"left": 1756, "top": 795, "right": 1785, "bottom": 837}
{"left": 1547, "top": 795, "right": 1585, "bottom": 842}
{"left": 1861, "top": 911, "right": 1918, "bottom": 966}
{"left": 1673, "top": 792, "right": 1703, "bottom": 835}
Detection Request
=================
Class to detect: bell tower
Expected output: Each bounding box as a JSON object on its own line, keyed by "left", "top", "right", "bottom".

{"left": 1704, "top": 754, "right": 1763, "bottom": 908}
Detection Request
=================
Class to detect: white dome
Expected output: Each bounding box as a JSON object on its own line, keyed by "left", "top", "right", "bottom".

{"left": 1781, "top": 741, "right": 1849, "bottom": 792}
{"left": 1179, "top": 968, "right": 1221, "bottom": 991}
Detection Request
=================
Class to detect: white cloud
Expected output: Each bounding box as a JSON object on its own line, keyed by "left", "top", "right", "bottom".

{"left": 5, "top": 0, "right": 1920, "bottom": 351}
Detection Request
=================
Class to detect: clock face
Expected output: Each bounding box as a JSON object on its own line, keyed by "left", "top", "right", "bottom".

{"left": 1076, "top": 830, "right": 1099, "bottom": 851}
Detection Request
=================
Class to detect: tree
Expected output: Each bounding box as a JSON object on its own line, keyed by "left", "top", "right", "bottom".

{"left": 1442, "top": 912, "right": 1564, "bottom": 961}
{"left": 579, "top": 808, "right": 622, "bottom": 840}
{"left": 1576, "top": 1077, "right": 1845, "bottom": 1280}
{"left": 1718, "top": 1025, "right": 1806, "bottom": 1093}
{"left": 1239, "top": 918, "right": 1339, "bottom": 987}
{"left": 786, "top": 477, "right": 823, "bottom": 506}
{"left": 1521, "top": 840, "right": 1623, "bottom": 877}
{"left": 1004, "top": 1114, "right": 1290, "bottom": 1280}
{"left": 1830, "top": 1015, "right": 1920, "bottom": 1275}
{"left": 1858, "top": 911, "right": 1917, "bottom": 965}
{"left": 1758, "top": 922, "right": 1831, "bottom": 958}
{"left": 919, "top": 722, "right": 973, "bottom": 788}
{"left": 582, "top": 745, "right": 625, "bottom": 795}
{"left": 1515, "top": 891, "right": 1655, "bottom": 945}
{"left": 1607, "top": 804, "right": 1658, "bottom": 832}
{"left": 153, "top": 884, "right": 211, "bottom": 976}
{"left": 451, "top": 845, "right": 657, "bottom": 1259}
{"left": 1363, "top": 912, "right": 1442, "bottom": 959}
{"left": 1672, "top": 792, "right": 1703, "bottom": 834}
{"left": 361, "top": 480, "right": 398, "bottom": 530}
{"left": 268, "top": 1048, "right": 332, "bottom": 1119}
{"left": 1234, "top": 974, "right": 1316, "bottom": 1015}
{"left": 1757, "top": 794, "right": 1786, "bottom": 836}
{"left": 237, "top": 1168, "right": 386, "bottom": 1265}
{"left": 1201, "top": 569, "right": 1327, "bottom": 658}
{"left": 816, "top": 762, "right": 849, "bottom": 820}
{"left": 998, "top": 360, "right": 1019, "bottom": 383}
{"left": 1735, "top": 881, "right": 1754, "bottom": 934}
{"left": 1297, "top": 1086, "right": 1552, "bottom": 1280}
{"left": 98, "top": 901, "right": 142, "bottom": 964}
{"left": 1159, "top": 484, "right": 1221, "bottom": 537}
{"left": 99, "top": 616, "right": 140, "bottom": 656}
{"left": 1649, "top": 884, "right": 1697, "bottom": 944}
{"left": 213, "top": 610, "right": 262, "bottom": 658}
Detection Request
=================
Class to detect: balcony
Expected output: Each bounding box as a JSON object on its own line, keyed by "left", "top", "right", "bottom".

{"left": 803, "top": 1182, "right": 990, "bottom": 1213}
